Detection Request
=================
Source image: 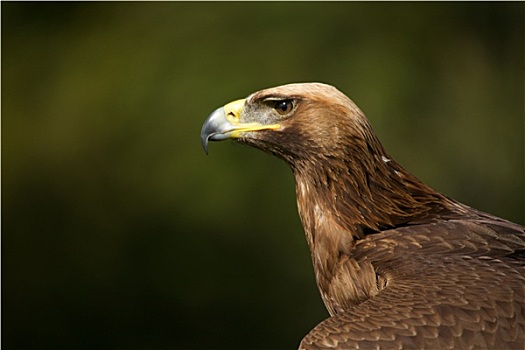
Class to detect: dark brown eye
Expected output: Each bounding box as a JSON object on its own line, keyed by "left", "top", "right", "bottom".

{"left": 274, "top": 100, "right": 293, "bottom": 115}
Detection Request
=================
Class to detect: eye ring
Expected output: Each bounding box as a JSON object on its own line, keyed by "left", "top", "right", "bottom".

{"left": 273, "top": 100, "right": 293, "bottom": 115}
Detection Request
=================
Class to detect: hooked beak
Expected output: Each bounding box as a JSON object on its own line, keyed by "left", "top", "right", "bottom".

{"left": 200, "top": 98, "right": 280, "bottom": 154}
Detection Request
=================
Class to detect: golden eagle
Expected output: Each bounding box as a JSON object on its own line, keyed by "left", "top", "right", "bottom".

{"left": 200, "top": 83, "right": 524, "bottom": 349}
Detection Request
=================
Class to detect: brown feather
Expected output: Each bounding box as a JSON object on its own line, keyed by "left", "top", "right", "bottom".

{"left": 206, "top": 83, "right": 525, "bottom": 349}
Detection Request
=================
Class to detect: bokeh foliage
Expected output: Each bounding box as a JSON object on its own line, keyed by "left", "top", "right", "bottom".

{"left": 3, "top": 2, "right": 523, "bottom": 349}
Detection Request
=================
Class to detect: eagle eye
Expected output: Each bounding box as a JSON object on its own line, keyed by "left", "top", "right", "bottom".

{"left": 273, "top": 100, "right": 293, "bottom": 116}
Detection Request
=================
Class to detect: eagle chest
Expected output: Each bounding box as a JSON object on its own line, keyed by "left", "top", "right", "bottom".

{"left": 297, "top": 193, "right": 385, "bottom": 315}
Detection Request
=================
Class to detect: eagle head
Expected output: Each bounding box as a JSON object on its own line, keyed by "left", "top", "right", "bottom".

{"left": 200, "top": 82, "right": 380, "bottom": 167}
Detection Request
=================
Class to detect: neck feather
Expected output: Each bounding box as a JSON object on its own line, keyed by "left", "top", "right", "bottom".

{"left": 291, "top": 139, "right": 455, "bottom": 243}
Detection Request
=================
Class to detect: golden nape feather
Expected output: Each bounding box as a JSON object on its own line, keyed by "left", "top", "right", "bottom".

{"left": 201, "top": 83, "right": 525, "bottom": 349}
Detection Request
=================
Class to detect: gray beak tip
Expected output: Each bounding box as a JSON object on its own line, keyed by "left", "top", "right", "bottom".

{"left": 200, "top": 130, "right": 210, "bottom": 155}
{"left": 200, "top": 107, "right": 229, "bottom": 156}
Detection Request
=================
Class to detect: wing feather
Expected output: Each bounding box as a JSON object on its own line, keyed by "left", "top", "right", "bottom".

{"left": 300, "top": 220, "right": 525, "bottom": 349}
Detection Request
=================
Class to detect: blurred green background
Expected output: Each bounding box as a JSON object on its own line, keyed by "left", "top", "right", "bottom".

{"left": 3, "top": 2, "right": 523, "bottom": 349}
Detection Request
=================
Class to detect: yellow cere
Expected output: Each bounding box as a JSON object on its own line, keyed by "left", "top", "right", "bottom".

{"left": 223, "top": 98, "right": 281, "bottom": 138}
{"left": 224, "top": 99, "right": 246, "bottom": 124}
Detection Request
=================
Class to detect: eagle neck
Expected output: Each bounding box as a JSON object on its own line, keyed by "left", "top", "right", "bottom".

{"left": 290, "top": 153, "right": 456, "bottom": 311}
{"left": 291, "top": 150, "right": 453, "bottom": 243}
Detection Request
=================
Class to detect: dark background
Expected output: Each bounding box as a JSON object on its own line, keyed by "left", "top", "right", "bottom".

{"left": 3, "top": 2, "right": 523, "bottom": 349}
